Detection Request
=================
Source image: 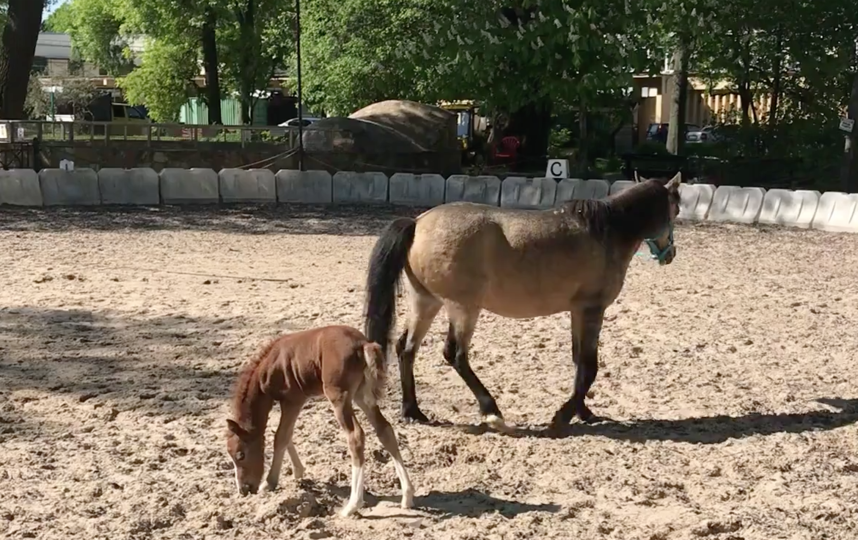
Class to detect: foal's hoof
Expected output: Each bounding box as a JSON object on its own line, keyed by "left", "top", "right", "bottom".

{"left": 401, "top": 490, "right": 415, "bottom": 509}
{"left": 482, "top": 414, "right": 515, "bottom": 434}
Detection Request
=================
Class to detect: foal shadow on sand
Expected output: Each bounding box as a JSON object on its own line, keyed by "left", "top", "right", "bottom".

{"left": 432, "top": 397, "right": 858, "bottom": 445}
{"left": 309, "top": 480, "right": 561, "bottom": 520}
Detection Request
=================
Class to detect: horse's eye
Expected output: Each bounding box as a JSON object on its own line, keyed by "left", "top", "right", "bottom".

{"left": 235, "top": 451, "right": 245, "bottom": 461}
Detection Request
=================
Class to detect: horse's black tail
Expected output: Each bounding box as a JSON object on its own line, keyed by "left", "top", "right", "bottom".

{"left": 364, "top": 217, "right": 417, "bottom": 355}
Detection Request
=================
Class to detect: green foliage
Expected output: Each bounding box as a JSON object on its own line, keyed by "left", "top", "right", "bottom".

{"left": 62, "top": 0, "right": 133, "bottom": 74}
{"left": 301, "top": 0, "right": 444, "bottom": 115}
{"left": 43, "top": 2, "right": 75, "bottom": 32}
{"left": 547, "top": 127, "right": 572, "bottom": 158}
{"left": 117, "top": 37, "right": 198, "bottom": 121}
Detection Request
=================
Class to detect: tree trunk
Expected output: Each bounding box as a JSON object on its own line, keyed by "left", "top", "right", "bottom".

{"left": 201, "top": 6, "right": 222, "bottom": 125}
{"left": 0, "top": 0, "right": 45, "bottom": 119}
{"left": 235, "top": 0, "right": 255, "bottom": 124}
{"left": 739, "top": 81, "right": 752, "bottom": 126}
{"left": 505, "top": 98, "right": 552, "bottom": 172}
{"left": 840, "top": 60, "right": 858, "bottom": 193}
{"left": 577, "top": 99, "right": 588, "bottom": 172}
{"left": 666, "top": 40, "right": 690, "bottom": 155}
{"left": 769, "top": 29, "right": 782, "bottom": 125}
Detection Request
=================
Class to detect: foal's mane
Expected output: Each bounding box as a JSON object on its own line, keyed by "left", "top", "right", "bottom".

{"left": 559, "top": 180, "right": 669, "bottom": 238}
{"left": 230, "top": 337, "right": 279, "bottom": 424}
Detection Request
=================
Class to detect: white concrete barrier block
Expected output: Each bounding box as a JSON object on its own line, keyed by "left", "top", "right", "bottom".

{"left": 609, "top": 180, "right": 635, "bottom": 195}
{"left": 678, "top": 183, "right": 716, "bottom": 221}
{"left": 501, "top": 177, "right": 556, "bottom": 209}
{"left": 555, "top": 179, "right": 611, "bottom": 204}
{"left": 389, "top": 173, "right": 445, "bottom": 206}
{"left": 758, "top": 189, "right": 820, "bottom": 229}
{"left": 332, "top": 171, "right": 388, "bottom": 204}
{"left": 219, "top": 168, "right": 276, "bottom": 203}
{"left": 159, "top": 168, "right": 219, "bottom": 204}
{"left": 98, "top": 168, "right": 159, "bottom": 205}
{"left": 811, "top": 192, "right": 858, "bottom": 233}
{"left": 579, "top": 179, "right": 610, "bottom": 200}
{"left": 276, "top": 170, "right": 332, "bottom": 204}
{"left": 0, "top": 169, "right": 42, "bottom": 206}
{"left": 444, "top": 175, "right": 501, "bottom": 205}
{"left": 555, "top": 179, "right": 582, "bottom": 205}
{"left": 707, "top": 186, "right": 765, "bottom": 224}
{"left": 39, "top": 168, "right": 100, "bottom": 206}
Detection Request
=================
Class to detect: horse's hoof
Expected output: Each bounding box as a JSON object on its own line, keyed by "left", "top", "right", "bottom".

{"left": 483, "top": 414, "right": 515, "bottom": 434}
{"left": 576, "top": 406, "right": 596, "bottom": 424}
{"left": 401, "top": 408, "right": 431, "bottom": 424}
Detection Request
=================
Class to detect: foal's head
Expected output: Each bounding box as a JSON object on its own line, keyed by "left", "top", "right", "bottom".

{"left": 225, "top": 344, "right": 276, "bottom": 496}
{"left": 226, "top": 419, "right": 266, "bottom": 495}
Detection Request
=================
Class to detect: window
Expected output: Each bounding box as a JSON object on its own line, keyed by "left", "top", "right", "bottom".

{"left": 32, "top": 56, "right": 48, "bottom": 74}
{"left": 127, "top": 107, "right": 145, "bottom": 119}
{"left": 112, "top": 105, "right": 126, "bottom": 119}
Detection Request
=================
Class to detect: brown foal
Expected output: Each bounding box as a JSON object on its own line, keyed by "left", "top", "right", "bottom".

{"left": 225, "top": 325, "right": 414, "bottom": 517}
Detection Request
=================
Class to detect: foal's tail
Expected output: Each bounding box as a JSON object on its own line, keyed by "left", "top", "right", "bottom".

{"left": 362, "top": 342, "right": 387, "bottom": 403}
{"left": 363, "top": 217, "right": 417, "bottom": 354}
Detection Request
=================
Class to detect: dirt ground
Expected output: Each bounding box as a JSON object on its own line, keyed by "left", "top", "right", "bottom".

{"left": 1, "top": 204, "right": 857, "bottom": 540}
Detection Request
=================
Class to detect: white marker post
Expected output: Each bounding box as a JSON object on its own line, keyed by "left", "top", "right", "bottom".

{"left": 546, "top": 159, "right": 569, "bottom": 179}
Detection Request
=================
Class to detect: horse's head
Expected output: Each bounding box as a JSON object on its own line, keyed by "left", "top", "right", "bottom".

{"left": 225, "top": 418, "right": 265, "bottom": 495}
{"left": 633, "top": 171, "right": 681, "bottom": 265}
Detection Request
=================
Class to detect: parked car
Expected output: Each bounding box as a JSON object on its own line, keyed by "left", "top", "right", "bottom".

{"left": 645, "top": 122, "right": 699, "bottom": 144}
{"left": 686, "top": 124, "right": 739, "bottom": 145}
{"left": 278, "top": 117, "right": 321, "bottom": 128}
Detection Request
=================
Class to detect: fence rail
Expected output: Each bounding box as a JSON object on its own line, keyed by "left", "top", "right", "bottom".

{"left": 0, "top": 120, "right": 305, "bottom": 148}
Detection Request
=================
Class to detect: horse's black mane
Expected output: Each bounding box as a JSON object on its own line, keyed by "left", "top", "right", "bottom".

{"left": 558, "top": 180, "right": 670, "bottom": 239}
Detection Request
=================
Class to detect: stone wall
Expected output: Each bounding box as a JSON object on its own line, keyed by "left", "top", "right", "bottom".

{"left": 38, "top": 141, "right": 461, "bottom": 176}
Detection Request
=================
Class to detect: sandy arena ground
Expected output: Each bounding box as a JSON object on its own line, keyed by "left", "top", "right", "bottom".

{"left": 1, "top": 204, "right": 858, "bottom": 540}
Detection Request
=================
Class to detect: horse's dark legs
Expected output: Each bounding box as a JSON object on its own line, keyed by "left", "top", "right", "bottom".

{"left": 445, "top": 304, "right": 511, "bottom": 433}
{"left": 396, "top": 284, "right": 441, "bottom": 423}
{"left": 552, "top": 306, "right": 604, "bottom": 427}
{"left": 396, "top": 331, "right": 427, "bottom": 423}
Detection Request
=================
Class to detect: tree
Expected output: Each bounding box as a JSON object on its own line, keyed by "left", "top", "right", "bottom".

{"left": 402, "top": 0, "right": 656, "bottom": 170}
{"left": 113, "top": 0, "right": 224, "bottom": 123}
{"left": 43, "top": 1, "right": 75, "bottom": 32}
{"left": 0, "top": 0, "right": 47, "bottom": 119}
{"left": 301, "top": 0, "right": 444, "bottom": 116}
{"left": 117, "top": 37, "right": 199, "bottom": 121}
{"left": 217, "top": 0, "right": 295, "bottom": 123}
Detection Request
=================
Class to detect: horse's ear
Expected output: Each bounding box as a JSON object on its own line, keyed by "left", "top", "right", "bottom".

{"left": 226, "top": 419, "right": 247, "bottom": 437}
{"left": 633, "top": 170, "right": 641, "bottom": 183}
{"left": 665, "top": 171, "right": 681, "bottom": 191}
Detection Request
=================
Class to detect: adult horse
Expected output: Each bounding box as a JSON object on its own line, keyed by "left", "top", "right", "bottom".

{"left": 363, "top": 173, "right": 682, "bottom": 433}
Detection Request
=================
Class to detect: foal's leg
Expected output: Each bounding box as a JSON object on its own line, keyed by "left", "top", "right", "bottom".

{"left": 354, "top": 395, "right": 415, "bottom": 509}
{"left": 396, "top": 276, "right": 442, "bottom": 423}
{"left": 266, "top": 399, "right": 305, "bottom": 491}
{"left": 327, "top": 390, "right": 366, "bottom": 517}
{"left": 445, "top": 302, "right": 511, "bottom": 433}
{"left": 551, "top": 306, "right": 605, "bottom": 427}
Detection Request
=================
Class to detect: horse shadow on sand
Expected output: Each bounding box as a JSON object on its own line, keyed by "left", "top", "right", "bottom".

{"left": 433, "top": 398, "right": 858, "bottom": 444}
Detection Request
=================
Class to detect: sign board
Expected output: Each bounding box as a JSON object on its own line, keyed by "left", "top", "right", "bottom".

{"left": 840, "top": 117, "right": 855, "bottom": 133}
{"left": 0, "top": 123, "right": 7, "bottom": 142}
{"left": 59, "top": 159, "right": 75, "bottom": 171}
{"left": 546, "top": 159, "right": 569, "bottom": 179}
{"left": 16, "top": 127, "right": 25, "bottom": 141}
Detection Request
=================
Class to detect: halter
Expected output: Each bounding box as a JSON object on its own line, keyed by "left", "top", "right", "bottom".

{"left": 643, "top": 222, "right": 675, "bottom": 263}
